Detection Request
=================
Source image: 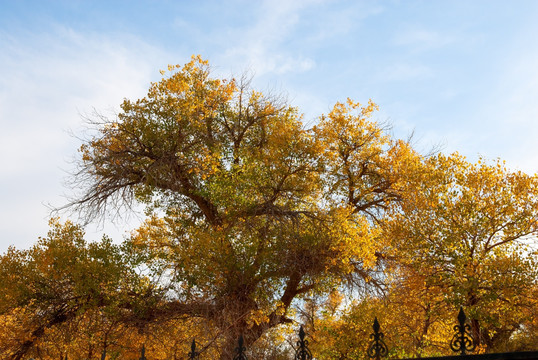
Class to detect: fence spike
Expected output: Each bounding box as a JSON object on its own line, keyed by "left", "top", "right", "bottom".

{"left": 233, "top": 334, "right": 248, "bottom": 360}
{"left": 367, "top": 317, "right": 389, "bottom": 360}
{"left": 450, "top": 307, "right": 475, "bottom": 355}
{"left": 294, "top": 325, "right": 312, "bottom": 360}
{"left": 188, "top": 339, "right": 200, "bottom": 359}
{"left": 139, "top": 344, "right": 147, "bottom": 360}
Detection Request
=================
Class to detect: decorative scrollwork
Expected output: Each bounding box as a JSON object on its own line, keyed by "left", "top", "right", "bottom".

{"left": 188, "top": 339, "right": 200, "bottom": 359}
{"left": 367, "top": 317, "right": 389, "bottom": 360}
{"left": 295, "top": 325, "right": 313, "bottom": 360}
{"left": 233, "top": 334, "right": 248, "bottom": 360}
{"left": 450, "top": 307, "right": 475, "bottom": 355}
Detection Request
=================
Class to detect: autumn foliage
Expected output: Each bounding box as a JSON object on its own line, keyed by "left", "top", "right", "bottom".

{"left": 0, "top": 56, "right": 536, "bottom": 359}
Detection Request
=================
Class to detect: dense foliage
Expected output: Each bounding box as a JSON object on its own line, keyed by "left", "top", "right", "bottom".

{"left": 1, "top": 57, "right": 536, "bottom": 359}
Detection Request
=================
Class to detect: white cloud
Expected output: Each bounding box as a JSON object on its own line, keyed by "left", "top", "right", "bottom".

{"left": 0, "top": 26, "right": 166, "bottom": 251}
{"left": 300, "top": 1, "right": 385, "bottom": 44}
{"left": 218, "top": 0, "right": 319, "bottom": 77}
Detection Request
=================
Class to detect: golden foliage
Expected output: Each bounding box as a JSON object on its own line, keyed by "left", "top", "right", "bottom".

{"left": 1, "top": 57, "right": 536, "bottom": 358}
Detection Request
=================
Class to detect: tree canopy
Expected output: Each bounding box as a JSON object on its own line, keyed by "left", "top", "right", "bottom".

{"left": 0, "top": 56, "right": 537, "bottom": 359}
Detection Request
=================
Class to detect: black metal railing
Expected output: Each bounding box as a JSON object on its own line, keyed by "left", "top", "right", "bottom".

{"left": 295, "top": 325, "right": 313, "bottom": 360}
{"left": 37, "top": 308, "right": 538, "bottom": 360}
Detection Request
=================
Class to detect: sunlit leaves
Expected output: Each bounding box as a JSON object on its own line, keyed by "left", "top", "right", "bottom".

{"left": 3, "top": 56, "right": 537, "bottom": 358}
{"left": 383, "top": 153, "right": 538, "bottom": 352}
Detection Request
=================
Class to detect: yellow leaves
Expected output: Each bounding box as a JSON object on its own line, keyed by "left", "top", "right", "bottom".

{"left": 75, "top": 56, "right": 407, "bottom": 353}
{"left": 274, "top": 300, "right": 286, "bottom": 316}
{"left": 324, "top": 207, "right": 378, "bottom": 272}
{"left": 247, "top": 309, "right": 270, "bottom": 327}
{"left": 381, "top": 151, "right": 538, "bottom": 353}
{"left": 316, "top": 98, "right": 382, "bottom": 146}
{"left": 74, "top": 55, "right": 538, "bottom": 357}
{"left": 14, "top": 54, "right": 538, "bottom": 357}
{"left": 325, "top": 289, "right": 344, "bottom": 314}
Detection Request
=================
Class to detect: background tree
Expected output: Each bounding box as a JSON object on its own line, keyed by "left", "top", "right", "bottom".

{"left": 383, "top": 153, "right": 538, "bottom": 352}
{"left": 305, "top": 154, "right": 538, "bottom": 358}
{"left": 0, "top": 219, "right": 144, "bottom": 359}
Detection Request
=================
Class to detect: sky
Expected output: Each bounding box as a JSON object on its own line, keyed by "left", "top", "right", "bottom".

{"left": 1, "top": 0, "right": 538, "bottom": 252}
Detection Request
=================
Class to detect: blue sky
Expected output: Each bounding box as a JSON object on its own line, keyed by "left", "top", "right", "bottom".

{"left": 1, "top": 0, "right": 538, "bottom": 251}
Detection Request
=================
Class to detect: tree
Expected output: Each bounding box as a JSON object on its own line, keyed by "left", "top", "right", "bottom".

{"left": 63, "top": 56, "right": 416, "bottom": 358}
{"left": 2, "top": 56, "right": 537, "bottom": 358}
{"left": 383, "top": 153, "right": 538, "bottom": 352}
{"left": 0, "top": 219, "right": 141, "bottom": 359}
{"left": 303, "top": 154, "right": 538, "bottom": 358}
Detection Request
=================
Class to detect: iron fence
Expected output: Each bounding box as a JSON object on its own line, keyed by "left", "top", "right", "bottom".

{"left": 32, "top": 308, "right": 538, "bottom": 360}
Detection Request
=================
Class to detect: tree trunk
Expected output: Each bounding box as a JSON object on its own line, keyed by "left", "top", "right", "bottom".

{"left": 471, "top": 318, "right": 481, "bottom": 348}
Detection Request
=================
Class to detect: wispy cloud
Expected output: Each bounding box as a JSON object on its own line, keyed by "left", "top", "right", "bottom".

{"left": 217, "top": 0, "right": 321, "bottom": 76}
{"left": 0, "top": 26, "right": 165, "bottom": 250}
{"left": 2, "top": 0, "right": 538, "bottom": 253}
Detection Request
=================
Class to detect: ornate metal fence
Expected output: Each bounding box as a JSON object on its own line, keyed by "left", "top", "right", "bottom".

{"left": 41, "top": 308, "right": 538, "bottom": 360}
{"left": 365, "top": 307, "right": 538, "bottom": 360}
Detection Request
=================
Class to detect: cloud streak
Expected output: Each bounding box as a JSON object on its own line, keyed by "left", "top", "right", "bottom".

{"left": 217, "top": 0, "right": 320, "bottom": 76}
{"left": 0, "top": 26, "right": 165, "bottom": 250}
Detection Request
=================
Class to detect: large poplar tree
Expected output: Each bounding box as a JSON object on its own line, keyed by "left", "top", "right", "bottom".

{"left": 66, "top": 56, "right": 414, "bottom": 358}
